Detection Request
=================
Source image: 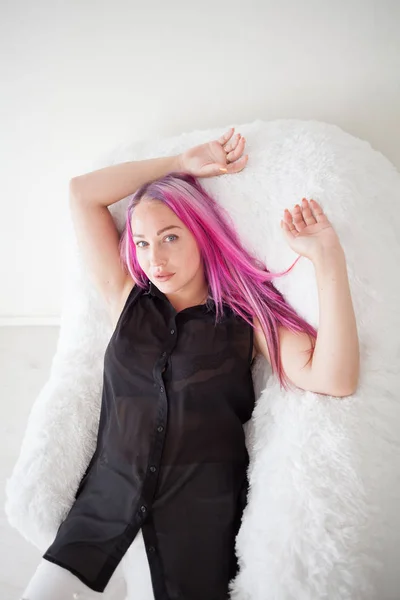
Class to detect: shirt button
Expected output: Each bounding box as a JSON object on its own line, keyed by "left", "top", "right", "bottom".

{"left": 170, "top": 329, "right": 175, "bottom": 334}
{"left": 160, "top": 386, "right": 164, "bottom": 392}
{"left": 157, "top": 425, "right": 164, "bottom": 433}
{"left": 148, "top": 545, "right": 156, "bottom": 553}
{"left": 162, "top": 351, "right": 167, "bottom": 357}
{"left": 140, "top": 505, "right": 147, "bottom": 513}
{"left": 150, "top": 465, "right": 157, "bottom": 473}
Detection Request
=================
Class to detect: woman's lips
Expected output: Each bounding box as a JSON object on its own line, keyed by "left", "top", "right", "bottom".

{"left": 155, "top": 273, "right": 174, "bottom": 281}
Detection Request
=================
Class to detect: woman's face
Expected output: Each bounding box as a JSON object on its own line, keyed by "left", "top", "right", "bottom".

{"left": 131, "top": 199, "right": 207, "bottom": 303}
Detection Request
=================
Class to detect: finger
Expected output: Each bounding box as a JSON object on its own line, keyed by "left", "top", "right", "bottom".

{"left": 301, "top": 198, "right": 317, "bottom": 226}
{"left": 280, "top": 219, "right": 295, "bottom": 239}
{"left": 225, "top": 135, "right": 246, "bottom": 162}
{"left": 217, "top": 127, "right": 235, "bottom": 146}
{"left": 291, "top": 204, "right": 307, "bottom": 231}
{"left": 309, "top": 199, "right": 329, "bottom": 224}
{"left": 224, "top": 154, "right": 249, "bottom": 174}
{"left": 200, "top": 163, "right": 227, "bottom": 177}
{"left": 283, "top": 209, "right": 298, "bottom": 233}
{"left": 224, "top": 132, "right": 242, "bottom": 154}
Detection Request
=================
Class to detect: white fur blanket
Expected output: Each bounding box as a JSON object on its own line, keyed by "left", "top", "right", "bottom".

{"left": 5, "top": 119, "right": 400, "bottom": 600}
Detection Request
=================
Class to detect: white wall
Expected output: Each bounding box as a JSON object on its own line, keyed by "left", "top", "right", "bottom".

{"left": 1, "top": 0, "right": 399, "bottom": 323}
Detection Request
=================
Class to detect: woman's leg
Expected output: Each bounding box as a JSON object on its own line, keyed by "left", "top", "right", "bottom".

{"left": 122, "top": 529, "right": 154, "bottom": 600}
{"left": 20, "top": 558, "right": 104, "bottom": 600}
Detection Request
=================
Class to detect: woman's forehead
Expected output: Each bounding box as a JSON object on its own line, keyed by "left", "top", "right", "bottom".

{"left": 131, "top": 200, "right": 183, "bottom": 230}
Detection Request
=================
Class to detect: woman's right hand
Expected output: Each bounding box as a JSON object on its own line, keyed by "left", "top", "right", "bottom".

{"left": 178, "top": 127, "right": 249, "bottom": 178}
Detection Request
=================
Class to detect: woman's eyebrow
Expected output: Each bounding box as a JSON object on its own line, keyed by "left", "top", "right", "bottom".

{"left": 133, "top": 225, "right": 182, "bottom": 238}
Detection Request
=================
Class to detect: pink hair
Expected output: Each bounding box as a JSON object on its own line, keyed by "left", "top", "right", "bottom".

{"left": 119, "top": 172, "right": 317, "bottom": 391}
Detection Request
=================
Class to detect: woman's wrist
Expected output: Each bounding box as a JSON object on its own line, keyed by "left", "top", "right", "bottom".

{"left": 311, "top": 243, "right": 346, "bottom": 270}
{"left": 173, "top": 153, "right": 185, "bottom": 172}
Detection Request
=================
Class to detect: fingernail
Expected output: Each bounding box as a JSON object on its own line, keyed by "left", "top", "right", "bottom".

{"left": 220, "top": 167, "right": 228, "bottom": 172}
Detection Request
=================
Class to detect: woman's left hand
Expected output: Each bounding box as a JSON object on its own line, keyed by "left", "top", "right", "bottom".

{"left": 178, "top": 127, "right": 249, "bottom": 178}
{"left": 281, "top": 198, "right": 342, "bottom": 261}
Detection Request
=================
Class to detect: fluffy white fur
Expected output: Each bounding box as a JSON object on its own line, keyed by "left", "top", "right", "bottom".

{"left": 5, "top": 119, "right": 400, "bottom": 599}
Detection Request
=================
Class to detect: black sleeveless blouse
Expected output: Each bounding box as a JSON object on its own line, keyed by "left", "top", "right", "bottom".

{"left": 43, "top": 281, "right": 256, "bottom": 599}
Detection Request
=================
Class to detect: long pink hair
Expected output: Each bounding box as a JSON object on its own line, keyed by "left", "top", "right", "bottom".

{"left": 119, "top": 171, "right": 317, "bottom": 391}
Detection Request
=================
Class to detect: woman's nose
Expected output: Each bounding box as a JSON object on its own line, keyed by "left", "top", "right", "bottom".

{"left": 149, "top": 249, "right": 165, "bottom": 266}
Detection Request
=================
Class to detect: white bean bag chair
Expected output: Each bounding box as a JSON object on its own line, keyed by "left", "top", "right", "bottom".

{"left": 5, "top": 119, "right": 400, "bottom": 600}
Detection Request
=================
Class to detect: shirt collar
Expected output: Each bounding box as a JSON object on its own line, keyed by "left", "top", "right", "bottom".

{"left": 144, "top": 280, "right": 216, "bottom": 313}
{"left": 145, "top": 280, "right": 160, "bottom": 298}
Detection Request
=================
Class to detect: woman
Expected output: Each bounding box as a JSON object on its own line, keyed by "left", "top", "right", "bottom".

{"left": 21, "top": 127, "right": 359, "bottom": 600}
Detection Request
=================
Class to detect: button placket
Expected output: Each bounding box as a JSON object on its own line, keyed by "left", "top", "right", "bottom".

{"left": 141, "top": 323, "right": 172, "bottom": 538}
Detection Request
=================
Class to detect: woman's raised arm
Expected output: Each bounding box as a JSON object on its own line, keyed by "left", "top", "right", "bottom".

{"left": 70, "top": 155, "right": 182, "bottom": 208}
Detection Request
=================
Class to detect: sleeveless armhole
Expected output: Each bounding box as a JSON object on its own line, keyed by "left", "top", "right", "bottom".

{"left": 113, "top": 284, "right": 142, "bottom": 335}
{"left": 248, "top": 316, "right": 254, "bottom": 367}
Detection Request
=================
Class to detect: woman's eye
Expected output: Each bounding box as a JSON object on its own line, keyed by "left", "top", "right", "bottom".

{"left": 136, "top": 234, "right": 177, "bottom": 248}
